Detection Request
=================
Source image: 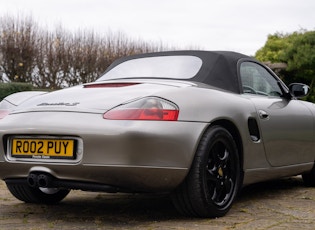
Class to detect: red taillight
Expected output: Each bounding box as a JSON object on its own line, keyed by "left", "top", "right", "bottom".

{"left": 103, "top": 97, "right": 179, "bottom": 121}
{"left": 104, "top": 109, "right": 179, "bottom": 121}
{"left": 0, "top": 110, "right": 9, "bottom": 119}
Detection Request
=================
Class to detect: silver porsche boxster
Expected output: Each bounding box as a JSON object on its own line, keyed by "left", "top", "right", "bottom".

{"left": 0, "top": 50, "right": 314, "bottom": 218}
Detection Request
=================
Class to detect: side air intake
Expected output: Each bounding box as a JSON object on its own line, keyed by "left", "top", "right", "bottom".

{"left": 248, "top": 118, "right": 260, "bottom": 142}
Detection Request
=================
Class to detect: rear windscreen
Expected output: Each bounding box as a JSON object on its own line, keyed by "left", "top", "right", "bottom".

{"left": 97, "top": 55, "right": 203, "bottom": 81}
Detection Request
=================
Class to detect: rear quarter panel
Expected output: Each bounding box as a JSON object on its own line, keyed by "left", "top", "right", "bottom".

{"left": 154, "top": 86, "right": 271, "bottom": 171}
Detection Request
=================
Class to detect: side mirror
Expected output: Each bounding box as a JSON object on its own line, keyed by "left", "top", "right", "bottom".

{"left": 289, "top": 83, "right": 310, "bottom": 98}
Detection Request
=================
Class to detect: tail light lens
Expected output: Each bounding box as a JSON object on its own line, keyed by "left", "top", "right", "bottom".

{"left": 103, "top": 97, "right": 179, "bottom": 121}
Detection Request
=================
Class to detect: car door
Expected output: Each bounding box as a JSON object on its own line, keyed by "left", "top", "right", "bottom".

{"left": 240, "top": 61, "right": 314, "bottom": 167}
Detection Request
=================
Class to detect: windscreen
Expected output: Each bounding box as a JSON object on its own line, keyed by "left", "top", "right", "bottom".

{"left": 97, "top": 55, "right": 203, "bottom": 81}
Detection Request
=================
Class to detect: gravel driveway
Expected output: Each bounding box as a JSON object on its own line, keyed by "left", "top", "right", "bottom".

{"left": 1, "top": 176, "right": 315, "bottom": 229}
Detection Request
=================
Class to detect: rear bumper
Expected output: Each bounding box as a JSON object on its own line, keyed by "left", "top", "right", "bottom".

{"left": 0, "top": 111, "right": 208, "bottom": 191}
{"left": 3, "top": 164, "right": 188, "bottom": 192}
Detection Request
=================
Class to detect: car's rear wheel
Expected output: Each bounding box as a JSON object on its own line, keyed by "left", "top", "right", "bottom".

{"left": 172, "top": 125, "right": 241, "bottom": 217}
{"left": 6, "top": 183, "right": 70, "bottom": 204}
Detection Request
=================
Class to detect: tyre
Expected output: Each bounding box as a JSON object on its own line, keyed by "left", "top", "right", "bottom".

{"left": 6, "top": 183, "right": 70, "bottom": 204}
{"left": 172, "top": 125, "right": 241, "bottom": 217}
{"left": 302, "top": 165, "right": 315, "bottom": 187}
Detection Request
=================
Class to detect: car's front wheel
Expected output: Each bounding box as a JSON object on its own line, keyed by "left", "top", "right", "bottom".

{"left": 6, "top": 183, "right": 70, "bottom": 204}
{"left": 172, "top": 125, "right": 241, "bottom": 217}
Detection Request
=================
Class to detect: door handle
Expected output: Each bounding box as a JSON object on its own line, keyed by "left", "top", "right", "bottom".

{"left": 258, "top": 110, "right": 269, "bottom": 120}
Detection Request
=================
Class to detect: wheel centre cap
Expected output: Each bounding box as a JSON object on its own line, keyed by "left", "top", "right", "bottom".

{"left": 218, "top": 167, "right": 224, "bottom": 177}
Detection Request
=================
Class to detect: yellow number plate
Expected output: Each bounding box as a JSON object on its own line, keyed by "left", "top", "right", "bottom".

{"left": 11, "top": 138, "right": 75, "bottom": 159}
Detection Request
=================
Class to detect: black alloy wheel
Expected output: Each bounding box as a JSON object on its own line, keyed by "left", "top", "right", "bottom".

{"left": 172, "top": 125, "right": 241, "bottom": 217}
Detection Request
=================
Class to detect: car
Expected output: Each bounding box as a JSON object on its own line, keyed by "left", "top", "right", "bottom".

{"left": 0, "top": 50, "right": 314, "bottom": 218}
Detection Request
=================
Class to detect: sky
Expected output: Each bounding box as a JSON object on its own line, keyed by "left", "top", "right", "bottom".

{"left": 0, "top": 0, "right": 314, "bottom": 56}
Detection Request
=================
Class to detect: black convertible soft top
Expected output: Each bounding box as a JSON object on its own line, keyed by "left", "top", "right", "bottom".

{"left": 104, "top": 50, "right": 256, "bottom": 94}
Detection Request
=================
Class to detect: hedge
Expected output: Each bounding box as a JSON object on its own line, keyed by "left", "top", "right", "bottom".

{"left": 0, "top": 83, "right": 33, "bottom": 101}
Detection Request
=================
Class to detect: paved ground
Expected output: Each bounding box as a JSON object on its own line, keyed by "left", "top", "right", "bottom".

{"left": 1, "top": 176, "right": 315, "bottom": 229}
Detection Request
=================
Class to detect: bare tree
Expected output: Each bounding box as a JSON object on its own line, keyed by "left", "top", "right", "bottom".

{"left": 0, "top": 14, "right": 39, "bottom": 83}
{"left": 65, "top": 30, "right": 101, "bottom": 86}
{"left": 0, "top": 14, "right": 175, "bottom": 89}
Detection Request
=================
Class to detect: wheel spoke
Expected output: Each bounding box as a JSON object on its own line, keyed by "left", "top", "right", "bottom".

{"left": 213, "top": 180, "right": 224, "bottom": 201}
{"left": 223, "top": 178, "right": 234, "bottom": 197}
{"left": 212, "top": 178, "right": 234, "bottom": 205}
{"left": 206, "top": 167, "right": 218, "bottom": 182}
{"left": 206, "top": 145, "right": 220, "bottom": 182}
{"left": 220, "top": 149, "right": 229, "bottom": 164}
